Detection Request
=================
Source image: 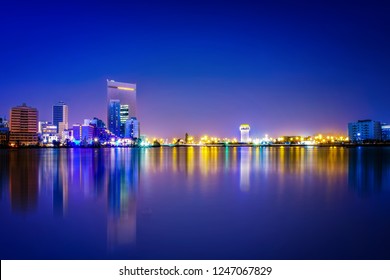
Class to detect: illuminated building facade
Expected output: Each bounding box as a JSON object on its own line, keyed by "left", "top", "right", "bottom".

{"left": 348, "top": 120, "right": 382, "bottom": 142}
{"left": 81, "top": 124, "right": 94, "bottom": 143}
{"left": 72, "top": 124, "right": 82, "bottom": 141}
{"left": 38, "top": 122, "right": 59, "bottom": 145}
{"left": 0, "top": 117, "right": 10, "bottom": 145}
{"left": 90, "top": 117, "right": 108, "bottom": 140}
{"left": 107, "top": 80, "right": 137, "bottom": 137}
{"left": 108, "top": 100, "right": 121, "bottom": 137}
{"left": 239, "top": 124, "right": 250, "bottom": 143}
{"left": 72, "top": 123, "right": 94, "bottom": 143}
{"left": 382, "top": 124, "right": 390, "bottom": 141}
{"left": 125, "top": 117, "right": 139, "bottom": 139}
{"left": 9, "top": 103, "right": 38, "bottom": 146}
{"left": 53, "top": 101, "right": 68, "bottom": 136}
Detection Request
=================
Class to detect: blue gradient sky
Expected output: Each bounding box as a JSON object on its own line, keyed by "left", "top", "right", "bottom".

{"left": 0, "top": 0, "right": 389, "bottom": 138}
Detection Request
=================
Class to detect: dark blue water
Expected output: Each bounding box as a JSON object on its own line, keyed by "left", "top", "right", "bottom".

{"left": 1, "top": 147, "right": 390, "bottom": 260}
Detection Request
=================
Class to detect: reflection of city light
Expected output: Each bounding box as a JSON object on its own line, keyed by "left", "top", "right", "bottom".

{"left": 239, "top": 148, "right": 251, "bottom": 191}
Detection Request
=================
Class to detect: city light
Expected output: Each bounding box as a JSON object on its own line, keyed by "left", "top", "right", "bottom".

{"left": 117, "top": 86, "right": 135, "bottom": 91}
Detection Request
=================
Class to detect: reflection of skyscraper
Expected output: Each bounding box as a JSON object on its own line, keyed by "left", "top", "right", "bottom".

{"left": 107, "top": 80, "right": 137, "bottom": 137}
{"left": 53, "top": 101, "right": 68, "bottom": 136}
{"left": 107, "top": 149, "right": 140, "bottom": 251}
{"left": 9, "top": 150, "right": 39, "bottom": 212}
{"left": 53, "top": 150, "right": 69, "bottom": 216}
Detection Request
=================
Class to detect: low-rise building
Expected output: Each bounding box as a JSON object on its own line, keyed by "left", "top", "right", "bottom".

{"left": 348, "top": 119, "right": 382, "bottom": 142}
{"left": 0, "top": 117, "right": 10, "bottom": 146}
{"left": 382, "top": 123, "right": 390, "bottom": 142}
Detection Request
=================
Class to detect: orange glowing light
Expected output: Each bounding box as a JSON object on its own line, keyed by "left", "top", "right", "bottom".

{"left": 117, "top": 87, "right": 135, "bottom": 91}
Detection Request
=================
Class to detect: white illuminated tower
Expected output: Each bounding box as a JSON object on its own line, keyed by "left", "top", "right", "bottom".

{"left": 239, "top": 124, "right": 250, "bottom": 143}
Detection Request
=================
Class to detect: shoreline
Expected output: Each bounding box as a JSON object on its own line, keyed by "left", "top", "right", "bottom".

{"left": 1, "top": 143, "right": 390, "bottom": 149}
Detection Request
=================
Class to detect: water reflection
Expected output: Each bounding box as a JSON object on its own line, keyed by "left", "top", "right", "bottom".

{"left": 348, "top": 147, "right": 390, "bottom": 193}
{"left": 9, "top": 150, "right": 39, "bottom": 213}
{"left": 239, "top": 148, "right": 251, "bottom": 191}
{"left": 1, "top": 147, "right": 390, "bottom": 259}
{"left": 0, "top": 150, "right": 9, "bottom": 200}
{"left": 107, "top": 149, "right": 139, "bottom": 251}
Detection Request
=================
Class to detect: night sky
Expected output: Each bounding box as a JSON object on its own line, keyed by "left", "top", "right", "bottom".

{"left": 0, "top": 0, "right": 389, "bottom": 138}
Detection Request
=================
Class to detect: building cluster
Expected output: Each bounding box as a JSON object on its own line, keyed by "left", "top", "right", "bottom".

{"left": 0, "top": 80, "right": 141, "bottom": 147}
{"left": 107, "top": 80, "right": 139, "bottom": 139}
{"left": 227, "top": 120, "right": 390, "bottom": 146}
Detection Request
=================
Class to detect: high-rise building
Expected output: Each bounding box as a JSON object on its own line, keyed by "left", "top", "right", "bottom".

{"left": 348, "top": 120, "right": 382, "bottom": 142}
{"left": 108, "top": 100, "right": 121, "bottom": 137}
{"left": 9, "top": 103, "right": 39, "bottom": 146}
{"left": 125, "top": 117, "right": 140, "bottom": 139}
{"left": 53, "top": 101, "right": 68, "bottom": 136}
{"left": 239, "top": 124, "right": 250, "bottom": 143}
{"left": 107, "top": 80, "right": 136, "bottom": 137}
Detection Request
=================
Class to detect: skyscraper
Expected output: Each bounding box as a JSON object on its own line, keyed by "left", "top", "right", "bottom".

{"left": 53, "top": 101, "right": 68, "bottom": 136}
{"left": 107, "top": 80, "right": 136, "bottom": 137}
{"left": 108, "top": 100, "right": 121, "bottom": 137}
{"left": 9, "top": 103, "right": 38, "bottom": 146}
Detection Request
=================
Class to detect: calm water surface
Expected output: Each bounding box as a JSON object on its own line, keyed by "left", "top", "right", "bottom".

{"left": 1, "top": 147, "right": 390, "bottom": 259}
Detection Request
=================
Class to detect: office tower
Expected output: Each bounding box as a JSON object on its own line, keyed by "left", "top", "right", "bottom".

{"left": 239, "top": 124, "right": 250, "bottom": 143}
{"left": 108, "top": 100, "right": 121, "bottom": 137}
{"left": 53, "top": 101, "right": 68, "bottom": 136}
{"left": 107, "top": 80, "right": 136, "bottom": 137}
{"left": 125, "top": 117, "right": 140, "bottom": 139}
{"left": 348, "top": 120, "right": 382, "bottom": 142}
{"left": 9, "top": 103, "right": 38, "bottom": 146}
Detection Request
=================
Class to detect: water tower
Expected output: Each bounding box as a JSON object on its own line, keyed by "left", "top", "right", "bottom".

{"left": 239, "top": 124, "right": 250, "bottom": 143}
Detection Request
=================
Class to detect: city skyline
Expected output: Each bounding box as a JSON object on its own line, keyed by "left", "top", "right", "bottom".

{"left": 0, "top": 1, "right": 389, "bottom": 138}
{"left": 1, "top": 97, "right": 390, "bottom": 141}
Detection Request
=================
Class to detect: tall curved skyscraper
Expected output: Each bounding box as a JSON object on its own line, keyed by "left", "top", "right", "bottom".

{"left": 107, "top": 80, "right": 137, "bottom": 137}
